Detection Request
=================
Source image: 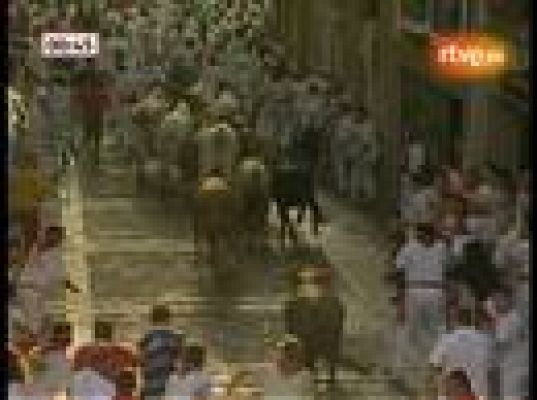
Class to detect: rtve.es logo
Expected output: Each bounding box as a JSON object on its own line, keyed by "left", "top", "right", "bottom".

{"left": 41, "top": 33, "right": 99, "bottom": 58}
{"left": 429, "top": 33, "right": 514, "bottom": 81}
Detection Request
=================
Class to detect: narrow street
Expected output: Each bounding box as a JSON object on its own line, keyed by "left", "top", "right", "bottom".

{"left": 53, "top": 134, "right": 402, "bottom": 398}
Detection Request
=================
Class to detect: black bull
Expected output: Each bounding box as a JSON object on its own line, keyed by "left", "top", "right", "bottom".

{"left": 271, "top": 164, "right": 322, "bottom": 243}
{"left": 284, "top": 296, "right": 345, "bottom": 385}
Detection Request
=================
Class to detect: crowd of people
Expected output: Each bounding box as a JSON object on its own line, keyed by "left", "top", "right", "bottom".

{"left": 8, "top": 1, "right": 530, "bottom": 399}
{"left": 8, "top": 300, "right": 341, "bottom": 399}
{"left": 391, "top": 153, "right": 530, "bottom": 399}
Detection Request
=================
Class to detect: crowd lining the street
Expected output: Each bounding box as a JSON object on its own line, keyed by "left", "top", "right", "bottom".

{"left": 8, "top": 1, "right": 530, "bottom": 399}
{"left": 390, "top": 154, "right": 530, "bottom": 399}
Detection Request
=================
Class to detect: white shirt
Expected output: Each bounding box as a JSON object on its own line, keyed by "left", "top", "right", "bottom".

{"left": 396, "top": 240, "right": 447, "bottom": 283}
{"left": 9, "top": 382, "right": 50, "bottom": 400}
{"left": 164, "top": 370, "right": 212, "bottom": 400}
{"left": 17, "top": 246, "right": 65, "bottom": 297}
{"left": 34, "top": 349, "right": 71, "bottom": 395}
{"left": 430, "top": 328, "right": 492, "bottom": 398}
{"left": 69, "top": 369, "right": 116, "bottom": 400}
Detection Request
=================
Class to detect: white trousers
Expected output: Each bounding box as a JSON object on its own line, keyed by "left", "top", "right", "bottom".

{"left": 402, "top": 288, "right": 445, "bottom": 388}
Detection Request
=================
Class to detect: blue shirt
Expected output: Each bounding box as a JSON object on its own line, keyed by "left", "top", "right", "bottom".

{"left": 140, "top": 329, "right": 181, "bottom": 398}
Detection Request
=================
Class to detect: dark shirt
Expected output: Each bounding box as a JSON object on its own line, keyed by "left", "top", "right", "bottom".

{"left": 139, "top": 329, "right": 180, "bottom": 399}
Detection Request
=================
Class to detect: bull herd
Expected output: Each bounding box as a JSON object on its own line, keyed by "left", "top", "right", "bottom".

{"left": 129, "top": 101, "right": 320, "bottom": 263}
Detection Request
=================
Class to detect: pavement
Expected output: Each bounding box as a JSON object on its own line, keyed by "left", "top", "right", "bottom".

{"left": 48, "top": 135, "right": 406, "bottom": 398}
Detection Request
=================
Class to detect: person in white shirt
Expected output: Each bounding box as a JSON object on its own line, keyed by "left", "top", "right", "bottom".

{"left": 430, "top": 308, "right": 493, "bottom": 399}
{"left": 494, "top": 266, "right": 529, "bottom": 400}
{"left": 165, "top": 343, "right": 212, "bottom": 400}
{"left": 68, "top": 368, "right": 117, "bottom": 400}
{"left": 262, "top": 337, "right": 315, "bottom": 400}
{"left": 395, "top": 222, "right": 448, "bottom": 389}
{"left": 13, "top": 226, "right": 79, "bottom": 342}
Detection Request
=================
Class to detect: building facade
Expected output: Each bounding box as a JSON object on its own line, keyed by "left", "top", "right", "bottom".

{"left": 398, "top": 0, "right": 529, "bottom": 174}
{"left": 270, "top": 0, "right": 401, "bottom": 220}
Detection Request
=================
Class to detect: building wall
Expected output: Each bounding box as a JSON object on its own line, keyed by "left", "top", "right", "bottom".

{"left": 398, "top": 0, "right": 528, "bottom": 174}
{"left": 272, "top": 0, "right": 401, "bottom": 218}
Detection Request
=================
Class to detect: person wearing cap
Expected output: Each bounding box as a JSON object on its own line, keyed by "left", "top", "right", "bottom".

{"left": 262, "top": 336, "right": 314, "bottom": 400}
{"left": 139, "top": 305, "right": 184, "bottom": 400}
